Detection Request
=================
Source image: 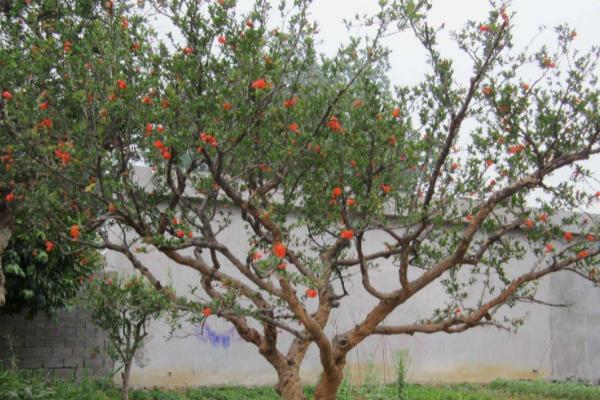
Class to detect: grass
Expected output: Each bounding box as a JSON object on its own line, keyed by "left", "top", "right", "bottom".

{"left": 489, "top": 379, "right": 600, "bottom": 400}
{"left": 2, "top": 368, "right": 600, "bottom": 399}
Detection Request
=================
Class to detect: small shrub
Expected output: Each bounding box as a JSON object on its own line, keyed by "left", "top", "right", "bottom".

{"left": 394, "top": 350, "right": 410, "bottom": 400}
{"left": 83, "top": 275, "right": 175, "bottom": 400}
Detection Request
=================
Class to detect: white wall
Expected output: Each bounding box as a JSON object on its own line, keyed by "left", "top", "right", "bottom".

{"left": 104, "top": 206, "right": 600, "bottom": 387}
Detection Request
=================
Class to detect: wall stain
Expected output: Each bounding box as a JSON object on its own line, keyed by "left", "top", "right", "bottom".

{"left": 124, "top": 362, "right": 549, "bottom": 388}
{"left": 192, "top": 323, "right": 240, "bottom": 349}
{"left": 127, "top": 368, "right": 280, "bottom": 388}
{"left": 344, "top": 361, "right": 549, "bottom": 384}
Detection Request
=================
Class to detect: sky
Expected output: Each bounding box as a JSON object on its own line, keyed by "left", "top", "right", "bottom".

{"left": 151, "top": 1, "right": 600, "bottom": 80}
{"left": 152, "top": 0, "right": 600, "bottom": 90}
{"left": 308, "top": 0, "right": 600, "bottom": 85}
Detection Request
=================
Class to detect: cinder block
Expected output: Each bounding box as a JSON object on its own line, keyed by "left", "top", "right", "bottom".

{"left": 84, "top": 338, "right": 104, "bottom": 349}
{"left": 0, "top": 336, "right": 25, "bottom": 351}
{"left": 0, "top": 324, "right": 14, "bottom": 335}
{"left": 38, "top": 369, "right": 54, "bottom": 379}
{"left": 19, "top": 357, "right": 44, "bottom": 369}
{"left": 56, "top": 308, "right": 75, "bottom": 320}
{"left": 76, "top": 309, "right": 91, "bottom": 319}
{"left": 5, "top": 317, "right": 20, "bottom": 326}
{"left": 75, "top": 367, "right": 94, "bottom": 379}
{"left": 46, "top": 336, "right": 66, "bottom": 347}
{"left": 44, "top": 325, "right": 59, "bottom": 336}
{"left": 52, "top": 348, "right": 73, "bottom": 357}
{"left": 31, "top": 320, "right": 48, "bottom": 330}
{"left": 50, "top": 328, "right": 64, "bottom": 338}
{"left": 20, "top": 347, "right": 52, "bottom": 358}
{"left": 83, "top": 358, "right": 104, "bottom": 368}
{"left": 34, "top": 327, "right": 50, "bottom": 338}
{"left": 76, "top": 326, "right": 87, "bottom": 338}
{"left": 65, "top": 338, "right": 84, "bottom": 348}
{"left": 14, "top": 326, "right": 32, "bottom": 336}
{"left": 64, "top": 327, "right": 78, "bottom": 337}
{"left": 53, "top": 368, "right": 76, "bottom": 380}
{"left": 11, "top": 337, "right": 25, "bottom": 348}
{"left": 72, "top": 348, "right": 95, "bottom": 358}
{"left": 93, "top": 368, "right": 113, "bottom": 378}
{"left": 63, "top": 357, "right": 83, "bottom": 368}
{"left": 24, "top": 337, "right": 45, "bottom": 348}
{"left": 86, "top": 327, "right": 97, "bottom": 338}
{"left": 52, "top": 327, "right": 71, "bottom": 337}
{"left": 44, "top": 357, "right": 64, "bottom": 368}
{"left": 96, "top": 330, "right": 108, "bottom": 339}
{"left": 0, "top": 357, "right": 18, "bottom": 368}
{"left": 62, "top": 312, "right": 80, "bottom": 323}
{"left": 64, "top": 319, "right": 83, "bottom": 328}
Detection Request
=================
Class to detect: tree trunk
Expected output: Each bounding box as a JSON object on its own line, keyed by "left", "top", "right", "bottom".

{"left": 0, "top": 200, "right": 12, "bottom": 308}
{"left": 275, "top": 365, "right": 305, "bottom": 400}
{"left": 121, "top": 361, "right": 133, "bottom": 400}
{"left": 313, "top": 362, "right": 346, "bottom": 400}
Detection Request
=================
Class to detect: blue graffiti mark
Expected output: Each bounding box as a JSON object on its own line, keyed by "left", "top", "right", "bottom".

{"left": 192, "top": 323, "right": 240, "bottom": 349}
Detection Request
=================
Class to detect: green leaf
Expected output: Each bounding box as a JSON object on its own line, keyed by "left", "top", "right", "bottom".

{"left": 35, "top": 251, "right": 49, "bottom": 264}
{"left": 21, "top": 289, "right": 35, "bottom": 300}
{"left": 4, "top": 263, "right": 26, "bottom": 277}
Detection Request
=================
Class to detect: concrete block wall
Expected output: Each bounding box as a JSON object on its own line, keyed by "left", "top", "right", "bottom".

{"left": 0, "top": 307, "right": 114, "bottom": 379}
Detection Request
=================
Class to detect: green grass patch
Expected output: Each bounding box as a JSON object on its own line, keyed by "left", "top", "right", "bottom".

{"left": 2, "top": 367, "right": 600, "bottom": 400}
{"left": 488, "top": 379, "right": 600, "bottom": 400}
{"left": 0, "top": 368, "right": 118, "bottom": 400}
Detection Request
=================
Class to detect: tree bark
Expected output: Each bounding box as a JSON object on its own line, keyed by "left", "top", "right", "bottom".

{"left": 121, "top": 360, "right": 133, "bottom": 400}
{"left": 275, "top": 364, "right": 305, "bottom": 400}
{"left": 313, "top": 361, "right": 346, "bottom": 400}
{"left": 0, "top": 200, "right": 12, "bottom": 308}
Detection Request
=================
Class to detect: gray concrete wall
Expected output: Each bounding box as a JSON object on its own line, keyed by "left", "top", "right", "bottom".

{"left": 0, "top": 307, "right": 114, "bottom": 379}
{"left": 549, "top": 271, "right": 600, "bottom": 384}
